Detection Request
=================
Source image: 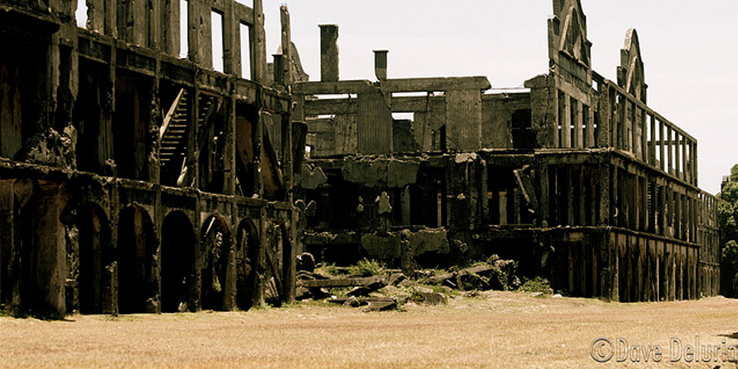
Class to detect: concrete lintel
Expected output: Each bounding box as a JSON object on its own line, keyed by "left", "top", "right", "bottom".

{"left": 294, "top": 80, "right": 372, "bottom": 95}
{"left": 382, "top": 76, "right": 491, "bottom": 92}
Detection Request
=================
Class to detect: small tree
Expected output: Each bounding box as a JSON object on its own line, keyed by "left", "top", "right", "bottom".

{"left": 718, "top": 164, "right": 738, "bottom": 297}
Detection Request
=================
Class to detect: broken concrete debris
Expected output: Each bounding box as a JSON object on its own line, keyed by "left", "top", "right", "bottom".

{"left": 296, "top": 253, "right": 519, "bottom": 310}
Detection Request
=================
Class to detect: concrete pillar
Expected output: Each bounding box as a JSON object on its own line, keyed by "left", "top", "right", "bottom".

{"left": 252, "top": 0, "right": 266, "bottom": 82}
{"left": 280, "top": 6, "right": 292, "bottom": 86}
{"left": 319, "top": 24, "right": 339, "bottom": 82}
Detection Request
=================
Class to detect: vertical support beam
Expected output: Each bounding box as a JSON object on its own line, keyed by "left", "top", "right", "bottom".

{"left": 658, "top": 120, "right": 665, "bottom": 170}
{"left": 578, "top": 166, "right": 585, "bottom": 226}
{"left": 598, "top": 163, "right": 610, "bottom": 226}
{"left": 524, "top": 75, "right": 556, "bottom": 148}
{"left": 648, "top": 114, "right": 656, "bottom": 165}
{"left": 104, "top": 0, "right": 117, "bottom": 37}
{"left": 560, "top": 92, "right": 571, "bottom": 147}
{"left": 667, "top": 126, "right": 674, "bottom": 175}
{"left": 253, "top": 206, "right": 267, "bottom": 307}
{"left": 640, "top": 110, "right": 648, "bottom": 163}
{"left": 584, "top": 104, "right": 594, "bottom": 147}
{"left": 610, "top": 233, "right": 619, "bottom": 301}
{"left": 223, "top": 0, "right": 237, "bottom": 74}
{"left": 674, "top": 133, "right": 681, "bottom": 179}
{"left": 319, "top": 24, "right": 339, "bottom": 82}
{"left": 597, "top": 86, "right": 611, "bottom": 147}
{"left": 0, "top": 181, "right": 15, "bottom": 310}
{"left": 539, "top": 165, "right": 550, "bottom": 227}
{"left": 573, "top": 98, "right": 583, "bottom": 148}
{"left": 499, "top": 191, "right": 508, "bottom": 225}
{"left": 280, "top": 6, "right": 293, "bottom": 87}
{"left": 186, "top": 0, "right": 200, "bottom": 63}
{"left": 616, "top": 94, "right": 625, "bottom": 149}
{"left": 148, "top": 0, "right": 161, "bottom": 49}
{"left": 224, "top": 96, "right": 236, "bottom": 194}
{"left": 252, "top": 0, "right": 267, "bottom": 82}
{"left": 254, "top": 94, "right": 264, "bottom": 197}
{"left": 566, "top": 167, "right": 574, "bottom": 226}
{"left": 161, "top": 0, "right": 180, "bottom": 55}
{"left": 681, "top": 138, "right": 687, "bottom": 182}
{"left": 568, "top": 245, "right": 574, "bottom": 295}
{"left": 691, "top": 141, "right": 697, "bottom": 186}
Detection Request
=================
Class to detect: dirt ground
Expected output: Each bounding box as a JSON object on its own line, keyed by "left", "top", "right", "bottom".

{"left": 1, "top": 292, "right": 737, "bottom": 369}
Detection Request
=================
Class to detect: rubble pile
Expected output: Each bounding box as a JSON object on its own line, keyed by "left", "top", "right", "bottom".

{"left": 295, "top": 253, "right": 520, "bottom": 311}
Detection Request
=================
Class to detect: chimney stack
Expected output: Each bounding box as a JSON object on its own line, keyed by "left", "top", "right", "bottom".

{"left": 319, "top": 25, "right": 339, "bottom": 82}
{"left": 374, "top": 50, "right": 388, "bottom": 81}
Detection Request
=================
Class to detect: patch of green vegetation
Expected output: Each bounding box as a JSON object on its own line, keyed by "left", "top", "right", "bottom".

{"left": 518, "top": 276, "right": 554, "bottom": 295}
{"left": 314, "top": 263, "right": 342, "bottom": 277}
{"left": 347, "top": 258, "right": 386, "bottom": 277}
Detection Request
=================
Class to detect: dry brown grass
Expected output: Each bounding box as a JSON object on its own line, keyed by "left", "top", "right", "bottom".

{"left": 1, "top": 292, "right": 736, "bottom": 369}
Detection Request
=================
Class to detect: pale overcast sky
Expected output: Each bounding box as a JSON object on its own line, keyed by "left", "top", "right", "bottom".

{"left": 260, "top": 0, "right": 737, "bottom": 195}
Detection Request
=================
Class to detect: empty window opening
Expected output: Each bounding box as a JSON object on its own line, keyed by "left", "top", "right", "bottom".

{"left": 179, "top": 0, "right": 188, "bottom": 59}
{"left": 305, "top": 145, "right": 313, "bottom": 159}
{"left": 314, "top": 94, "right": 358, "bottom": 100}
{"left": 211, "top": 10, "right": 224, "bottom": 72}
{"left": 239, "top": 23, "right": 252, "bottom": 79}
{"left": 392, "top": 112, "right": 415, "bottom": 121}
{"left": 76, "top": 0, "right": 88, "bottom": 28}
{"left": 511, "top": 109, "right": 534, "bottom": 149}
{"left": 392, "top": 112, "right": 417, "bottom": 153}
{"left": 392, "top": 91, "right": 428, "bottom": 98}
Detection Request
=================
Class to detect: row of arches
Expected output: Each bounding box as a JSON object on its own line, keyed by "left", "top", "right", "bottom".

{"left": 65, "top": 202, "right": 286, "bottom": 315}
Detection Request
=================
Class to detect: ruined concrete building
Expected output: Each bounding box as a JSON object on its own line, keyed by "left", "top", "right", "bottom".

{"left": 1, "top": 0, "right": 304, "bottom": 317}
{"left": 0, "top": 0, "right": 722, "bottom": 316}
{"left": 294, "top": 0, "right": 721, "bottom": 301}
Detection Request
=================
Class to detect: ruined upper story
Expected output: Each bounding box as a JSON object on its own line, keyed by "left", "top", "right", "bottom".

{"left": 294, "top": 0, "right": 699, "bottom": 189}
{"left": 0, "top": 0, "right": 305, "bottom": 200}
{"left": 0, "top": 0, "right": 266, "bottom": 78}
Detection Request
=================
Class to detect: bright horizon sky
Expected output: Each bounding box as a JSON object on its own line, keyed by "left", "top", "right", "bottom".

{"left": 260, "top": 0, "right": 738, "bottom": 195}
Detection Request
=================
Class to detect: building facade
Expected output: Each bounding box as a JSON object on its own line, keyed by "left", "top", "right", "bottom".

{"left": 0, "top": 0, "right": 301, "bottom": 317}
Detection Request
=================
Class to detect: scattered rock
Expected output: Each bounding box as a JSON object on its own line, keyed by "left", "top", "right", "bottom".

{"left": 297, "top": 253, "right": 316, "bottom": 272}
{"left": 295, "top": 286, "right": 311, "bottom": 300}
{"left": 342, "top": 296, "right": 361, "bottom": 307}
{"left": 347, "top": 280, "right": 385, "bottom": 297}
{"left": 145, "top": 297, "right": 159, "bottom": 313}
{"left": 387, "top": 273, "right": 406, "bottom": 286}
{"left": 551, "top": 294, "right": 563, "bottom": 298}
{"left": 413, "top": 290, "right": 447, "bottom": 305}
{"left": 361, "top": 298, "right": 396, "bottom": 312}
